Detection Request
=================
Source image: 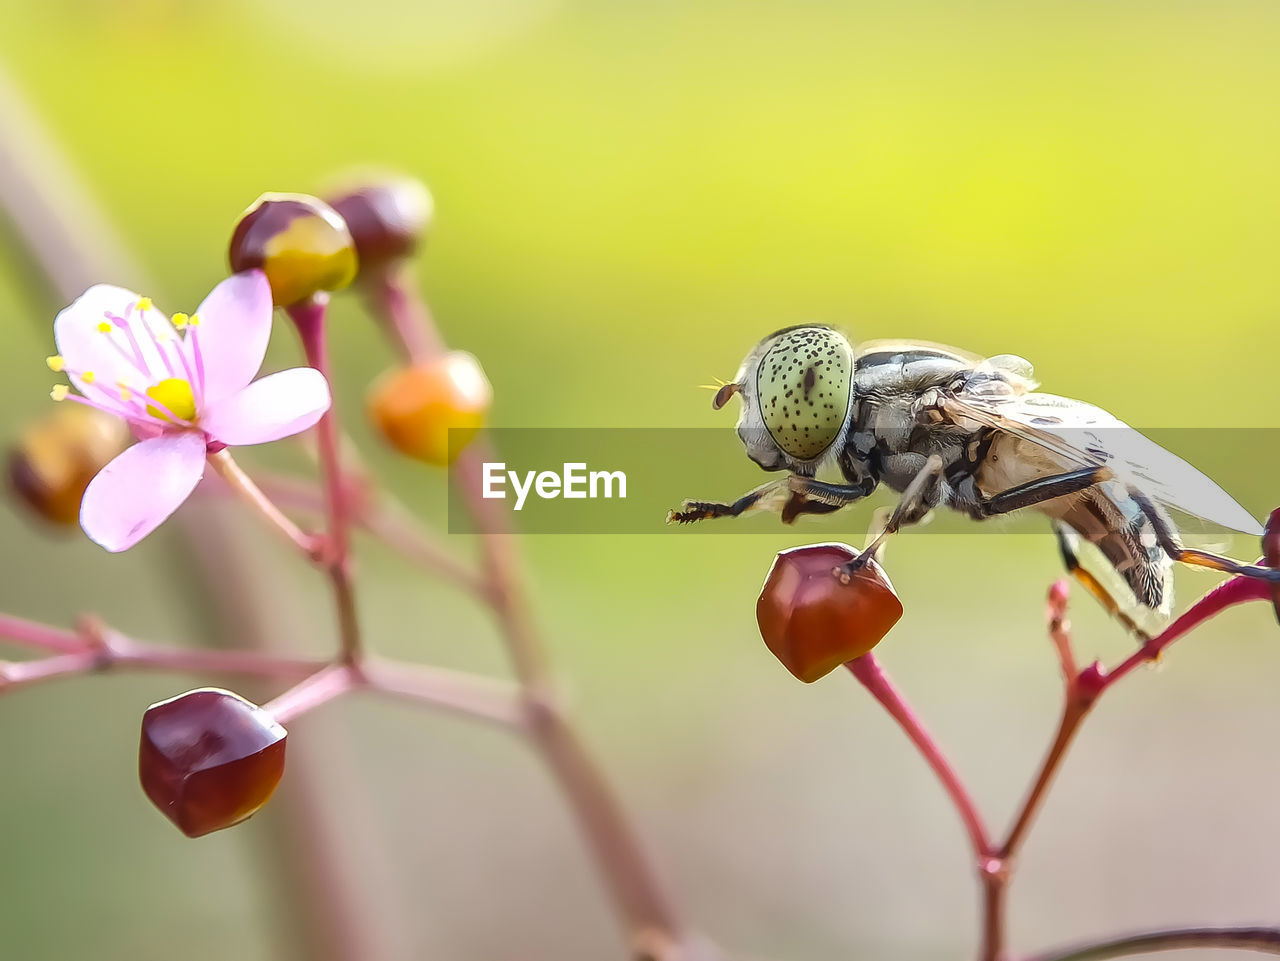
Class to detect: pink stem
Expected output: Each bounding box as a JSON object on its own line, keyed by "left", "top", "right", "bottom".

{"left": 845, "top": 654, "right": 992, "bottom": 859}
{"left": 263, "top": 663, "right": 362, "bottom": 725}
{"left": 287, "top": 295, "right": 362, "bottom": 661}
{"left": 0, "top": 613, "right": 84, "bottom": 654}
{"left": 993, "top": 575, "right": 1272, "bottom": 961}
{"left": 1093, "top": 577, "right": 1270, "bottom": 697}
{"left": 373, "top": 275, "right": 695, "bottom": 958}
{"left": 360, "top": 658, "right": 524, "bottom": 727}
{"left": 365, "top": 268, "right": 442, "bottom": 365}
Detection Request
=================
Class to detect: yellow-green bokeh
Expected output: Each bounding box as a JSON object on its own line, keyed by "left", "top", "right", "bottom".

{"left": 2, "top": 2, "right": 1279, "bottom": 959}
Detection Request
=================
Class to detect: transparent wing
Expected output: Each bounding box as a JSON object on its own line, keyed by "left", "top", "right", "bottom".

{"left": 940, "top": 389, "right": 1263, "bottom": 536}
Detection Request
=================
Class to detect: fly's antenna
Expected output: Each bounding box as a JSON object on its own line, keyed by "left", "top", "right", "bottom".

{"left": 699, "top": 377, "right": 740, "bottom": 410}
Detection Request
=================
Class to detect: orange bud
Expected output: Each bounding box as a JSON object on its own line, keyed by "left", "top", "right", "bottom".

{"left": 7, "top": 405, "right": 129, "bottom": 526}
{"left": 367, "top": 352, "right": 492, "bottom": 466}
{"left": 229, "top": 193, "right": 357, "bottom": 306}
{"left": 757, "top": 542, "right": 903, "bottom": 682}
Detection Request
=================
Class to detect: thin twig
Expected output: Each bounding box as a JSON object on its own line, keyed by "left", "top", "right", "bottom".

{"left": 206, "top": 450, "right": 321, "bottom": 558}
{"left": 846, "top": 654, "right": 992, "bottom": 860}
{"left": 287, "top": 295, "right": 363, "bottom": 662}
{"left": 1023, "top": 926, "right": 1280, "bottom": 961}
{"left": 370, "top": 276, "right": 696, "bottom": 959}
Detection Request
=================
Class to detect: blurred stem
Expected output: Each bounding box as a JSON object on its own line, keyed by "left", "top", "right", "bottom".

{"left": 1023, "top": 927, "right": 1280, "bottom": 960}
{"left": 0, "top": 61, "right": 384, "bottom": 961}
{"left": 287, "top": 295, "right": 362, "bottom": 662}
{"left": 207, "top": 450, "right": 320, "bottom": 558}
{"left": 369, "top": 273, "right": 696, "bottom": 960}
{"left": 364, "top": 267, "right": 442, "bottom": 365}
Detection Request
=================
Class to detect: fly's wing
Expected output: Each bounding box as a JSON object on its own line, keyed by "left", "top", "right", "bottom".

{"left": 939, "top": 389, "right": 1263, "bottom": 536}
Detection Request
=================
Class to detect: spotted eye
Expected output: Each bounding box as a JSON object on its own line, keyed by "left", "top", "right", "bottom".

{"left": 756, "top": 327, "right": 853, "bottom": 460}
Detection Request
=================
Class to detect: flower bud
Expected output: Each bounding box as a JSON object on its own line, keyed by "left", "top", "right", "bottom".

{"left": 7, "top": 405, "right": 129, "bottom": 526}
{"left": 1264, "top": 508, "right": 1280, "bottom": 625}
{"left": 229, "top": 193, "right": 358, "bottom": 306}
{"left": 367, "top": 352, "right": 492, "bottom": 465}
{"left": 325, "top": 172, "right": 433, "bottom": 276}
{"left": 139, "top": 688, "right": 286, "bottom": 838}
{"left": 757, "top": 543, "right": 903, "bottom": 682}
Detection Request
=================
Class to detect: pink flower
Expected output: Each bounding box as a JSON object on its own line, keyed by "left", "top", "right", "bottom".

{"left": 49, "top": 270, "right": 330, "bottom": 551}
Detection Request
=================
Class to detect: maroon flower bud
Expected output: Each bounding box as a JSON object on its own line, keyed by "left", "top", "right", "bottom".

{"left": 1264, "top": 508, "right": 1280, "bottom": 625}
{"left": 757, "top": 542, "right": 903, "bottom": 682}
{"left": 229, "top": 193, "right": 357, "bottom": 306}
{"left": 7, "top": 405, "right": 128, "bottom": 527}
{"left": 139, "top": 688, "right": 286, "bottom": 837}
{"left": 325, "top": 171, "right": 433, "bottom": 276}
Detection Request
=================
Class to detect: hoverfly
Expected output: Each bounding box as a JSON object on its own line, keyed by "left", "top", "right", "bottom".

{"left": 668, "top": 325, "right": 1278, "bottom": 636}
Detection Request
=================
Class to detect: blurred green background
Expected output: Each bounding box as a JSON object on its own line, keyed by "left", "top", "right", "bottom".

{"left": 2, "top": 1, "right": 1280, "bottom": 959}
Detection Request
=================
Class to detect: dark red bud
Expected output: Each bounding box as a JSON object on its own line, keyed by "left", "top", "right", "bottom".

{"left": 139, "top": 688, "right": 286, "bottom": 838}
{"left": 1264, "top": 508, "right": 1280, "bottom": 625}
{"left": 325, "top": 172, "right": 433, "bottom": 275}
{"left": 757, "top": 542, "right": 903, "bottom": 683}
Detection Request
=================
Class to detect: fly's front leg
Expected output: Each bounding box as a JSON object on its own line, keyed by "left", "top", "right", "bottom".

{"left": 666, "top": 477, "right": 791, "bottom": 524}
{"left": 1128, "top": 489, "right": 1280, "bottom": 584}
{"left": 778, "top": 475, "right": 878, "bottom": 523}
{"left": 840, "top": 454, "right": 945, "bottom": 577}
{"left": 668, "top": 474, "right": 876, "bottom": 525}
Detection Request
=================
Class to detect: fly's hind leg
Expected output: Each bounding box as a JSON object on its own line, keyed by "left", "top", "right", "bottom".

{"left": 1127, "top": 489, "right": 1280, "bottom": 583}
{"left": 1053, "top": 523, "right": 1152, "bottom": 641}
{"left": 841, "top": 454, "right": 945, "bottom": 576}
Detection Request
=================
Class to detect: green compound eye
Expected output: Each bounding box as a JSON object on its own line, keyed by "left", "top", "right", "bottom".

{"left": 756, "top": 327, "right": 853, "bottom": 460}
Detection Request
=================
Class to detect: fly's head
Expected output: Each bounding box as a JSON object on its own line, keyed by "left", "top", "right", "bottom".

{"left": 714, "top": 325, "right": 856, "bottom": 471}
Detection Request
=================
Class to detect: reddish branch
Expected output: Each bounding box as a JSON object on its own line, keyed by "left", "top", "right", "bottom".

{"left": 848, "top": 574, "right": 1277, "bottom": 961}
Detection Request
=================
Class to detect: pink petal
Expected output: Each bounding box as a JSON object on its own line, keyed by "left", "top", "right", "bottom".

{"left": 54, "top": 284, "right": 170, "bottom": 393}
{"left": 185, "top": 270, "right": 275, "bottom": 404}
{"left": 80, "top": 431, "right": 207, "bottom": 552}
{"left": 200, "top": 368, "right": 331, "bottom": 446}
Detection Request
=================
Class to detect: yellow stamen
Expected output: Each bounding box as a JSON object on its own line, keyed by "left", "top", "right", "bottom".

{"left": 188, "top": 312, "right": 201, "bottom": 327}
{"left": 50, "top": 384, "right": 69, "bottom": 401}
{"left": 145, "top": 378, "right": 197, "bottom": 422}
{"left": 135, "top": 297, "right": 152, "bottom": 312}
{"left": 82, "top": 371, "right": 96, "bottom": 384}
{"left": 97, "top": 321, "right": 113, "bottom": 333}
{"left": 172, "top": 312, "right": 189, "bottom": 330}
{"left": 46, "top": 355, "right": 65, "bottom": 372}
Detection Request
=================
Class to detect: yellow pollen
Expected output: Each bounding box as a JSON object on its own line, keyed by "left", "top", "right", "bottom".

{"left": 45, "top": 355, "right": 65, "bottom": 372}
{"left": 188, "top": 312, "right": 201, "bottom": 327}
{"left": 50, "top": 384, "right": 69, "bottom": 401}
{"left": 172, "top": 312, "right": 189, "bottom": 330}
{"left": 82, "top": 371, "right": 96, "bottom": 384}
{"left": 135, "top": 297, "right": 152, "bottom": 312}
{"left": 120, "top": 387, "right": 132, "bottom": 401}
{"left": 97, "top": 321, "right": 113, "bottom": 333}
{"left": 145, "top": 378, "right": 197, "bottom": 422}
